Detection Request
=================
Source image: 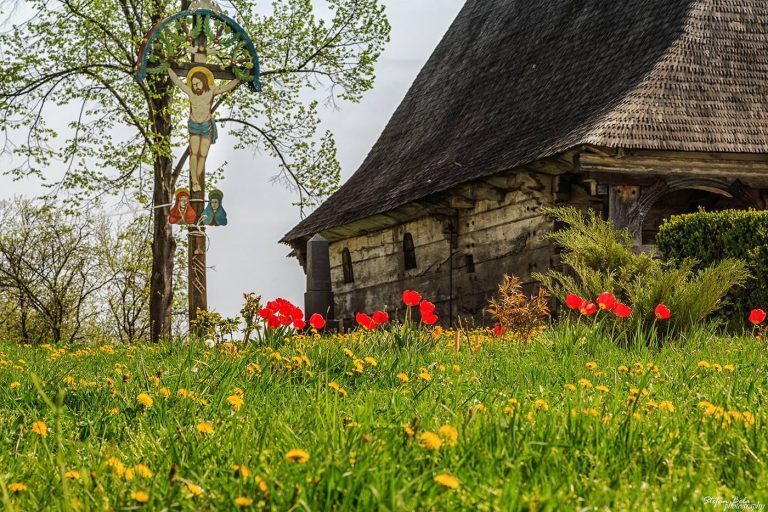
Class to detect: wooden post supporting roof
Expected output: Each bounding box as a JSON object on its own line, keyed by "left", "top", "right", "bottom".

{"left": 608, "top": 185, "right": 642, "bottom": 244}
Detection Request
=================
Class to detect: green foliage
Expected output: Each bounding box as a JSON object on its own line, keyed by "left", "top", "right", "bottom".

{"left": 656, "top": 209, "right": 768, "bottom": 323}
{"left": 0, "top": 0, "right": 390, "bottom": 211}
{"left": 534, "top": 207, "right": 749, "bottom": 342}
{"left": 190, "top": 309, "right": 240, "bottom": 343}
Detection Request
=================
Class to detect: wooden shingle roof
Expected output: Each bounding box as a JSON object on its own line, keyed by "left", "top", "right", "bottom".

{"left": 283, "top": 0, "right": 768, "bottom": 243}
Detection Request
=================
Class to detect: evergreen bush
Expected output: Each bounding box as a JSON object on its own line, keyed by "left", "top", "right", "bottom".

{"left": 534, "top": 207, "right": 749, "bottom": 343}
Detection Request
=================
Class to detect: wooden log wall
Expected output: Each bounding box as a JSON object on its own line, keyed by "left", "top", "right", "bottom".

{"left": 327, "top": 171, "right": 557, "bottom": 327}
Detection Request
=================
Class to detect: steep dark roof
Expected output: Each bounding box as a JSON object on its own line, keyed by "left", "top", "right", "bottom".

{"left": 283, "top": 0, "right": 768, "bottom": 243}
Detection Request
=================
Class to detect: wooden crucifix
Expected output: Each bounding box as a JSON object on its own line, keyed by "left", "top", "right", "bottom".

{"left": 135, "top": 0, "right": 260, "bottom": 331}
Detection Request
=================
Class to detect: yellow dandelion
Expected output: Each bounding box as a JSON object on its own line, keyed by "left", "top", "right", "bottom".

{"left": 578, "top": 378, "right": 592, "bottom": 388}
{"left": 342, "top": 348, "right": 355, "bottom": 358}
{"left": 595, "top": 385, "right": 609, "bottom": 393}
{"left": 402, "top": 423, "right": 415, "bottom": 437}
{"left": 196, "top": 422, "right": 214, "bottom": 435}
{"left": 396, "top": 373, "right": 410, "bottom": 383}
{"left": 255, "top": 475, "right": 269, "bottom": 494}
{"left": 285, "top": 448, "right": 310, "bottom": 463}
{"left": 186, "top": 483, "right": 204, "bottom": 497}
{"left": 364, "top": 356, "right": 377, "bottom": 366}
{"left": 434, "top": 473, "right": 459, "bottom": 490}
{"left": 534, "top": 399, "right": 549, "bottom": 411}
{"left": 618, "top": 365, "right": 629, "bottom": 373}
{"left": 64, "top": 470, "right": 82, "bottom": 481}
{"left": 713, "top": 363, "right": 722, "bottom": 372}
{"left": 233, "top": 464, "right": 251, "bottom": 479}
{"left": 658, "top": 401, "right": 674, "bottom": 412}
{"left": 134, "top": 464, "right": 153, "bottom": 478}
{"left": 9, "top": 381, "right": 20, "bottom": 389}
{"left": 438, "top": 424, "right": 458, "bottom": 446}
{"left": 627, "top": 395, "right": 637, "bottom": 403}
{"left": 227, "top": 394, "right": 245, "bottom": 412}
{"left": 234, "top": 496, "right": 253, "bottom": 507}
{"left": 130, "top": 491, "right": 149, "bottom": 503}
{"left": 9, "top": 482, "right": 27, "bottom": 493}
{"left": 724, "top": 364, "right": 734, "bottom": 372}
{"left": 31, "top": 420, "right": 48, "bottom": 438}
{"left": 586, "top": 361, "right": 597, "bottom": 370}
{"left": 419, "top": 431, "right": 443, "bottom": 450}
{"left": 109, "top": 407, "right": 120, "bottom": 415}
{"left": 137, "top": 393, "right": 153, "bottom": 408}
{"left": 106, "top": 456, "right": 125, "bottom": 477}
{"left": 328, "top": 381, "right": 341, "bottom": 391}
{"left": 698, "top": 360, "right": 710, "bottom": 369}
{"left": 418, "top": 370, "right": 432, "bottom": 381}
{"left": 564, "top": 383, "right": 576, "bottom": 392}
{"left": 160, "top": 387, "right": 171, "bottom": 398}
{"left": 470, "top": 402, "right": 488, "bottom": 414}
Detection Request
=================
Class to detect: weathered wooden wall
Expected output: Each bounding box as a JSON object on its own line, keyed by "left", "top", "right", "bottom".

{"left": 328, "top": 171, "right": 558, "bottom": 327}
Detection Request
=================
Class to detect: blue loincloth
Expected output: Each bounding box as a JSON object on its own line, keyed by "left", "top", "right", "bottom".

{"left": 188, "top": 118, "right": 217, "bottom": 144}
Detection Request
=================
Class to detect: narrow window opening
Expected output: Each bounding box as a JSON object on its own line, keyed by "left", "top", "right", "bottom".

{"left": 403, "top": 233, "right": 417, "bottom": 270}
{"left": 464, "top": 254, "right": 475, "bottom": 273}
{"left": 342, "top": 248, "right": 354, "bottom": 283}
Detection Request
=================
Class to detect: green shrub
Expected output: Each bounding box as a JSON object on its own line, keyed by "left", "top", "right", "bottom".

{"left": 656, "top": 209, "right": 768, "bottom": 324}
{"left": 534, "top": 207, "right": 750, "bottom": 343}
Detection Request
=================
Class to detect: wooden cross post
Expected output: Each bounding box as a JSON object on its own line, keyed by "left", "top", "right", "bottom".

{"left": 135, "top": 0, "right": 260, "bottom": 335}
{"left": 187, "top": 20, "right": 208, "bottom": 332}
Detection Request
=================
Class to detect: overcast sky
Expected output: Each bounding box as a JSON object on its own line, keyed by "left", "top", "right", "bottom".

{"left": 0, "top": 0, "right": 465, "bottom": 318}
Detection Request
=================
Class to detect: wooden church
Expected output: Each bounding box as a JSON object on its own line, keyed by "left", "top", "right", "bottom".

{"left": 282, "top": 0, "right": 768, "bottom": 326}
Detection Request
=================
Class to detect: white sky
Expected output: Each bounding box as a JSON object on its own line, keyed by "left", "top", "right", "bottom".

{"left": 0, "top": 0, "right": 465, "bottom": 319}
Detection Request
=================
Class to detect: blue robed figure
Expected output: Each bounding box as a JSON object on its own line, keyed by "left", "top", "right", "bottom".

{"left": 201, "top": 189, "right": 227, "bottom": 226}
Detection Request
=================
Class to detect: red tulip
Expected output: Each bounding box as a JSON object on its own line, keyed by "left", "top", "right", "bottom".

{"left": 596, "top": 292, "right": 616, "bottom": 311}
{"left": 372, "top": 310, "right": 389, "bottom": 325}
{"left": 402, "top": 290, "right": 422, "bottom": 306}
{"left": 580, "top": 302, "right": 597, "bottom": 316}
{"left": 356, "top": 312, "right": 376, "bottom": 331}
{"left": 654, "top": 304, "right": 671, "bottom": 320}
{"left": 421, "top": 312, "right": 438, "bottom": 325}
{"left": 293, "top": 319, "right": 306, "bottom": 330}
{"left": 266, "top": 315, "right": 280, "bottom": 329}
{"left": 419, "top": 300, "right": 436, "bottom": 316}
{"left": 749, "top": 308, "right": 766, "bottom": 325}
{"left": 613, "top": 303, "right": 632, "bottom": 318}
{"left": 493, "top": 325, "right": 507, "bottom": 337}
{"left": 309, "top": 313, "right": 326, "bottom": 330}
{"left": 566, "top": 294, "right": 586, "bottom": 310}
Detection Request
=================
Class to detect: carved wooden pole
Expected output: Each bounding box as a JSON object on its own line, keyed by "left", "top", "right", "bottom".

{"left": 188, "top": 17, "right": 208, "bottom": 332}
{"left": 304, "top": 234, "right": 336, "bottom": 328}
{"left": 608, "top": 185, "right": 643, "bottom": 245}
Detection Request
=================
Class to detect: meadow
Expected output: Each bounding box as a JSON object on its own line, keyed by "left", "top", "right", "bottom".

{"left": 1, "top": 323, "right": 766, "bottom": 511}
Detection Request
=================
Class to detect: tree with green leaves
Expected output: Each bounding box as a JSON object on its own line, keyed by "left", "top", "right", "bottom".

{"left": 0, "top": 0, "right": 390, "bottom": 341}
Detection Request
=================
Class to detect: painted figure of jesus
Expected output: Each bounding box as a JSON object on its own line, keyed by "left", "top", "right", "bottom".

{"left": 167, "top": 66, "right": 239, "bottom": 192}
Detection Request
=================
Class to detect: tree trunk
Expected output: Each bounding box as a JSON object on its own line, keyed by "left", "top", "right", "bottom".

{"left": 149, "top": 86, "right": 176, "bottom": 342}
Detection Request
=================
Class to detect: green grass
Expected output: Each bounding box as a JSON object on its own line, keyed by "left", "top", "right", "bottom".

{"left": 0, "top": 325, "right": 766, "bottom": 510}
